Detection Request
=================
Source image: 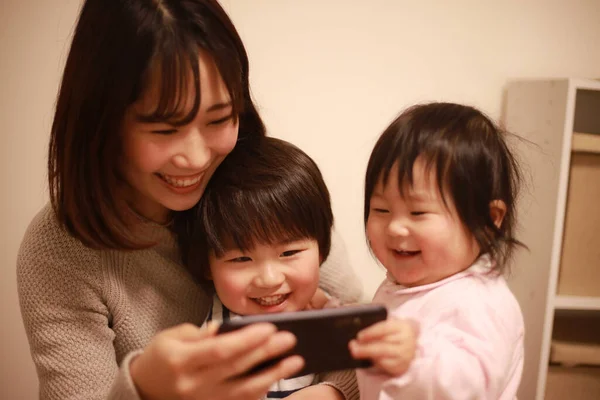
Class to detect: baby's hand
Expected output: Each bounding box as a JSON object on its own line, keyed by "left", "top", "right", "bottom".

{"left": 306, "top": 288, "right": 342, "bottom": 310}
{"left": 349, "top": 317, "right": 419, "bottom": 376}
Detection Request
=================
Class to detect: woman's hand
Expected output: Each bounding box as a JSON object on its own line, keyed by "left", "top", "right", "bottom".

{"left": 130, "top": 322, "right": 303, "bottom": 400}
{"left": 349, "top": 318, "right": 419, "bottom": 376}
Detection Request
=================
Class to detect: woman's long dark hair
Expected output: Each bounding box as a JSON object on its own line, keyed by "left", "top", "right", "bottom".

{"left": 49, "top": 0, "right": 265, "bottom": 249}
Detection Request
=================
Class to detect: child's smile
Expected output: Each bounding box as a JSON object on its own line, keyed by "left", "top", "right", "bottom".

{"left": 251, "top": 293, "right": 290, "bottom": 309}
{"left": 209, "top": 239, "right": 321, "bottom": 316}
{"left": 392, "top": 249, "right": 421, "bottom": 258}
{"left": 367, "top": 159, "right": 480, "bottom": 288}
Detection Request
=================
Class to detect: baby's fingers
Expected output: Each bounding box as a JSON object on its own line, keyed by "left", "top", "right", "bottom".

{"left": 375, "top": 356, "right": 412, "bottom": 376}
{"left": 349, "top": 339, "right": 402, "bottom": 361}
{"left": 357, "top": 318, "right": 410, "bottom": 342}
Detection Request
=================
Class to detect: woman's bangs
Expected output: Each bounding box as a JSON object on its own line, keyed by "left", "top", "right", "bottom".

{"left": 135, "top": 40, "right": 201, "bottom": 126}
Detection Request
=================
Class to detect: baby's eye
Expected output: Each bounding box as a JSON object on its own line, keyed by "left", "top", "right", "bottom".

{"left": 372, "top": 208, "right": 389, "bottom": 214}
{"left": 228, "top": 256, "right": 252, "bottom": 263}
{"left": 281, "top": 249, "right": 302, "bottom": 257}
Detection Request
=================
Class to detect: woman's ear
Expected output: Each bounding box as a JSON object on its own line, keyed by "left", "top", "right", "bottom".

{"left": 489, "top": 200, "right": 507, "bottom": 229}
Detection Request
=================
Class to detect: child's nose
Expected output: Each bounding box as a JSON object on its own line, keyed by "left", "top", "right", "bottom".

{"left": 386, "top": 219, "right": 410, "bottom": 237}
{"left": 253, "top": 263, "right": 285, "bottom": 288}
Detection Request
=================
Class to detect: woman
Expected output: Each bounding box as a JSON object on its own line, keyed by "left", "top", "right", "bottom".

{"left": 16, "top": 1, "right": 362, "bottom": 399}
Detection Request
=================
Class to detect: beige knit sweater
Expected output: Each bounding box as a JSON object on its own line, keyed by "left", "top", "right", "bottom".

{"left": 17, "top": 204, "right": 363, "bottom": 400}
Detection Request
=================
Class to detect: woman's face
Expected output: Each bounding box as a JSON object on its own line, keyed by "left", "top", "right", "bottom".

{"left": 121, "top": 50, "right": 239, "bottom": 223}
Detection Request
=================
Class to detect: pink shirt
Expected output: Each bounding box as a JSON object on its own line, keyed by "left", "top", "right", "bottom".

{"left": 357, "top": 255, "right": 524, "bottom": 400}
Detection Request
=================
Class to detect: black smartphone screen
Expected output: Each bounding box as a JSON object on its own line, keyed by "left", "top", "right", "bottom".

{"left": 217, "top": 304, "right": 387, "bottom": 378}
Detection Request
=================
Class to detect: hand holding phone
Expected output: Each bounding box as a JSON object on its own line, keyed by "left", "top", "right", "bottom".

{"left": 217, "top": 304, "right": 387, "bottom": 377}
{"left": 349, "top": 317, "right": 419, "bottom": 376}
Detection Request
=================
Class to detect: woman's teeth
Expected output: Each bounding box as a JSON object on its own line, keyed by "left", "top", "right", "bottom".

{"left": 252, "top": 294, "right": 289, "bottom": 306}
{"left": 160, "top": 174, "right": 202, "bottom": 188}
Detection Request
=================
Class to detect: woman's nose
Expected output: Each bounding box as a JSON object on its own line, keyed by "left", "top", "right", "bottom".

{"left": 172, "top": 128, "right": 211, "bottom": 169}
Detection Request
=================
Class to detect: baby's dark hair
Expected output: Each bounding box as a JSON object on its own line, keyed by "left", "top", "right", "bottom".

{"left": 364, "top": 102, "right": 525, "bottom": 272}
{"left": 177, "top": 136, "right": 333, "bottom": 281}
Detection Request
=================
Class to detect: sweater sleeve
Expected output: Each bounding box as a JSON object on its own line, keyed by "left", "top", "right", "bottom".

{"left": 16, "top": 206, "right": 141, "bottom": 400}
{"left": 319, "top": 228, "right": 363, "bottom": 304}
{"left": 371, "top": 306, "right": 523, "bottom": 400}
{"left": 318, "top": 369, "right": 359, "bottom": 400}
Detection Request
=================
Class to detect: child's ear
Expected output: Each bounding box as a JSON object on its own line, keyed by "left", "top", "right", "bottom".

{"left": 204, "top": 265, "right": 213, "bottom": 280}
{"left": 489, "top": 200, "right": 507, "bottom": 229}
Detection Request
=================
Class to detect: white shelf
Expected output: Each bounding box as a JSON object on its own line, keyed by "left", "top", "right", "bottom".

{"left": 572, "top": 132, "right": 600, "bottom": 153}
{"left": 555, "top": 295, "right": 600, "bottom": 311}
{"left": 570, "top": 78, "right": 600, "bottom": 91}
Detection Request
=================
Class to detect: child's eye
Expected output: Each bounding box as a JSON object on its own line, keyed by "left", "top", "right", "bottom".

{"left": 281, "top": 249, "right": 302, "bottom": 257}
{"left": 208, "top": 115, "right": 233, "bottom": 126}
{"left": 411, "top": 211, "right": 426, "bottom": 216}
{"left": 228, "top": 256, "right": 252, "bottom": 263}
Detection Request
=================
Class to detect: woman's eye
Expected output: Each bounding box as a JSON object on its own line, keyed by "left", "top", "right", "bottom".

{"left": 281, "top": 249, "right": 302, "bottom": 257}
{"left": 151, "top": 128, "right": 178, "bottom": 135}
{"left": 208, "top": 115, "right": 233, "bottom": 126}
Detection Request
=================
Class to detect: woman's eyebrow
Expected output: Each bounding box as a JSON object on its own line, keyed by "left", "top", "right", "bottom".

{"left": 134, "top": 101, "right": 232, "bottom": 122}
{"left": 206, "top": 101, "right": 232, "bottom": 112}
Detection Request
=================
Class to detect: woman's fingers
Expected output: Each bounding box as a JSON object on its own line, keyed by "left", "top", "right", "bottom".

{"left": 203, "top": 329, "right": 299, "bottom": 382}
{"left": 223, "top": 355, "right": 305, "bottom": 399}
{"left": 187, "top": 323, "right": 278, "bottom": 367}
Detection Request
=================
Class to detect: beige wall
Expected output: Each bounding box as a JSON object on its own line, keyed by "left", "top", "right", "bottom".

{"left": 2, "top": 0, "right": 600, "bottom": 397}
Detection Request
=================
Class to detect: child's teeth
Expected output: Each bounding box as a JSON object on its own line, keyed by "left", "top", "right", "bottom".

{"left": 253, "top": 294, "right": 288, "bottom": 306}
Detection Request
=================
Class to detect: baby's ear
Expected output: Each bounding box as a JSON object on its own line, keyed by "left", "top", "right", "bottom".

{"left": 489, "top": 200, "right": 507, "bottom": 229}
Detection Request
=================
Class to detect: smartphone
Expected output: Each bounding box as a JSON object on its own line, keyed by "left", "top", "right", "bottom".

{"left": 217, "top": 304, "right": 387, "bottom": 377}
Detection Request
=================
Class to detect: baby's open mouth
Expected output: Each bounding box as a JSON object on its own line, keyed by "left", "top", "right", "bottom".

{"left": 394, "top": 250, "right": 421, "bottom": 256}
{"left": 251, "top": 294, "right": 289, "bottom": 307}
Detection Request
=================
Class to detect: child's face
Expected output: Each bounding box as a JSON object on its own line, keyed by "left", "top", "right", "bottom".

{"left": 366, "top": 159, "right": 480, "bottom": 287}
{"left": 208, "top": 238, "right": 321, "bottom": 315}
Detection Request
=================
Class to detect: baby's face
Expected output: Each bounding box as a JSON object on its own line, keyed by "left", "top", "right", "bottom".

{"left": 366, "top": 159, "right": 480, "bottom": 287}
{"left": 208, "top": 238, "right": 321, "bottom": 315}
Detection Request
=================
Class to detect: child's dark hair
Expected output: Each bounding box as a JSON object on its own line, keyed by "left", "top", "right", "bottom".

{"left": 364, "top": 102, "right": 525, "bottom": 272}
{"left": 177, "top": 136, "right": 334, "bottom": 281}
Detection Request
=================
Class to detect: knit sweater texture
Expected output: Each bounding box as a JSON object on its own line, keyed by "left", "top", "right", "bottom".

{"left": 17, "top": 203, "right": 362, "bottom": 400}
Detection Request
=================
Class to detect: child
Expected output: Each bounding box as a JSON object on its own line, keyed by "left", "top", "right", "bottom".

{"left": 178, "top": 136, "right": 356, "bottom": 399}
{"left": 350, "top": 102, "right": 525, "bottom": 399}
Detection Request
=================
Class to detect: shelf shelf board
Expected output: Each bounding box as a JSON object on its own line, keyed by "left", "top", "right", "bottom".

{"left": 571, "top": 78, "right": 600, "bottom": 91}
{"left": 572, "top": 132, "right": 600, "bottom": 154}
{"left": 555, "top": 295, "right": 600, "bottom": 311}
